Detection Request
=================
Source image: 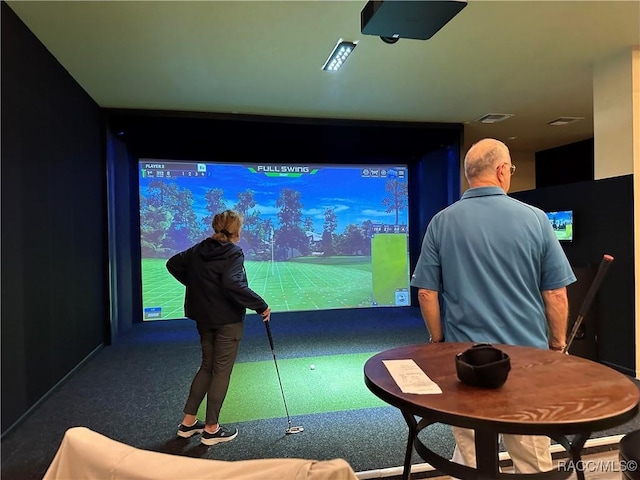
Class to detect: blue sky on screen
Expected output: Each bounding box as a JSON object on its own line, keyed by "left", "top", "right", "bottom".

{"left": 546, "top": 210, "right": 572, "bottom": 224}
{"left": 140, "top": 162, "right": 409, "bottom": 233}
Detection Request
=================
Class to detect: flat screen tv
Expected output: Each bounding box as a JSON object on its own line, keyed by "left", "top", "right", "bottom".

{"left": 545, "top": 210, "right": 573, "bottom": 242}
{"left": 138, "top": 160, "right": 410, "bottom": 320}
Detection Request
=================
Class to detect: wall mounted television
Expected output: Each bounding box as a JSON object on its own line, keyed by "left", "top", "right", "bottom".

{"left": 545, "top": 210, "right": 573, "bottom": 242}
{"left": 138, "top": 160, "right": 410, "bottom": 320}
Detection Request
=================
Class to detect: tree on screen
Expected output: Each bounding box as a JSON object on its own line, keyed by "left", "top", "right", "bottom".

{"left": 203, "top": 188, "right": 226, "bottom": 232}
{"left": 249, "top": 217, "right": 273, "bottom": 260}
{"left": 340, "top": 223, "right": 367, "bottom": 255}
{"left": 139, "top": 203, "right": 173, "bottom": 257}
{"left": 234, "top": 190, "right": 262, "bottom": 253}
{"left": 303, "top": 216, "right": 314, "bottom": 233}
{"left": 322, "top": 208, "right": 337, "bottom": 256}
{"left": 275, "top": 188, "right": 308, "bottom": 259}
{"left": 361, "top": 220, "right": 373, "bottom": 255}
{"left": 140, "top": 180, "right": 201, "bottom": 256}
{"left": 382, "top": 179, "right": 408, "bottom": 225}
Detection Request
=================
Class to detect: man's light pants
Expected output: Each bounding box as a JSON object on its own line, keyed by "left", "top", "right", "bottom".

{"left": 452, "top": 427, "right": 553, "bottom": 473}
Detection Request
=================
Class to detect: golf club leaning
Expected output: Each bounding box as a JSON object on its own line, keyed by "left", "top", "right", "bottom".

{"left": 562, "top": 254, "right": 614, "bottom": 354}
{"left": 264, "top": 320, "right": 304, "bottom": 434}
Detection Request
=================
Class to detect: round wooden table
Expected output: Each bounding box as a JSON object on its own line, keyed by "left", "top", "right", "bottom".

{"left": 364, "top": 342, "right": 639, "bottom": 480}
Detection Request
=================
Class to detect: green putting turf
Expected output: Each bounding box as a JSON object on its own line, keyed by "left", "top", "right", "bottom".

{"left": 196, "top": 352, "right": 387, "bottom": 423}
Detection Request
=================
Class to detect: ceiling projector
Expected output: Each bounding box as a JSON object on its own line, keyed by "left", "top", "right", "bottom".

{"left": 361, "top": 0, "right": 468, "bottom": 43}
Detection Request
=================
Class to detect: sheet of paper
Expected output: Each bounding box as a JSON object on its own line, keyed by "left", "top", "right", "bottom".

{"left": 382, "top": 359, "right": 443, "bottom": 394}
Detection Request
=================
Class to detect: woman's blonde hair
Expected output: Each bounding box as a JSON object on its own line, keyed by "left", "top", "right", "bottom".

{"left": 211, "top": 210, "right": 243, "bottom": 242}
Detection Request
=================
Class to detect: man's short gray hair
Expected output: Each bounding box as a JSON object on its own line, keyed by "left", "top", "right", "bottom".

{"left": 464, "top": 139, "right": 510, "bottom": 180}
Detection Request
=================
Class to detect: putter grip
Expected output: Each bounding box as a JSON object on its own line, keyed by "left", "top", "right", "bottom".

{"left": 265, "top": 321, "right": 275, "bottom": 351}
{"left": 577, "top": 254, "right": 614, "bottom": 317}
{"left": 564, "top": 254, "right": 614, "bottom": 354}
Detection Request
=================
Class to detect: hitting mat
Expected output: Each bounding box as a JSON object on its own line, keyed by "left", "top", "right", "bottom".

{"left": 197, "top": 352, "right": 387, "bottom": 423}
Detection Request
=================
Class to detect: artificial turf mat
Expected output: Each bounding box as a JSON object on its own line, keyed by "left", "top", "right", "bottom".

{"left": 197, "top": 352, "right": 387, "bottom": 423}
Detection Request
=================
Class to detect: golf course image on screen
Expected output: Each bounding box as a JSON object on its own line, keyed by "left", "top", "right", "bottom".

{"left": 545, "top": 210, "right": 573, "bottom": 242}
{"left": 139, "top": 160, "right": 410, "bottom": 320}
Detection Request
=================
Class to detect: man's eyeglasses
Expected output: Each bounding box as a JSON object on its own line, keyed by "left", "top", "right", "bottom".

{"left": 499, "top": 163, "right": 516, "bottom": 175}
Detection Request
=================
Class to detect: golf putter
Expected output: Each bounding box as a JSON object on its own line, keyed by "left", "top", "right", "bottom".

{"left": 264, "top": 320, "right": 304, "bottom": 434}
{"left": 563, "top": 254, "right": 614, "bottom": 354}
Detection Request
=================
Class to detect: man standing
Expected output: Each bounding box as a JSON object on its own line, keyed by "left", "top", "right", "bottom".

{"left": 410, "top": 138, "right": 576, "bottom": 472}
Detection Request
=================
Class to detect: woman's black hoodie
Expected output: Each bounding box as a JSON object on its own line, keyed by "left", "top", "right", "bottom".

{"left": 166, "top": 238, "right": 268, "bottom": 327}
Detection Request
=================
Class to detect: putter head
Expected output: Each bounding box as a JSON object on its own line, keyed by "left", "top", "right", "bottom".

{"left": 285, "top": 426, "right": 304, "bottom": 434}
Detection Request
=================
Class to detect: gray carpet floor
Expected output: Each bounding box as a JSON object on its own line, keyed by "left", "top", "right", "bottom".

{"left": 2, "top": 308, "right": 638, "bottom": 480}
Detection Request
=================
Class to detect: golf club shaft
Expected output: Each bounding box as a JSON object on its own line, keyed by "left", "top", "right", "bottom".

{"left": 264, "top": 321, "right": 293, "bottom": 426}
{"left": 563, "top": 254, "right": 614, "bottom": 354}
{"left": 265, "top": 319, "right": 275, "bottom": 351}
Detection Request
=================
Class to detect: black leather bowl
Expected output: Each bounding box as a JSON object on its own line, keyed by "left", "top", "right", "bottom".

{"left": 455, "top": 343, "right": 511, "bottom": 389}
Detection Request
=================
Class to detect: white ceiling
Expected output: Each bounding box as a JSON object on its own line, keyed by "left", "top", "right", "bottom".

{"left": 6, "top": 0, "right": 640, "bottom": 153}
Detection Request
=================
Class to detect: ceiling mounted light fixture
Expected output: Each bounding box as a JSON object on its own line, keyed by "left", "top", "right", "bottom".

{"left": 547, "top": 117, "right": 584, "bottom": 126}
{"left": 322, "top": 39, "right": 358, "bottom": 72}
{"left": 474, "top": 113, "right": 514, "bottom": 124}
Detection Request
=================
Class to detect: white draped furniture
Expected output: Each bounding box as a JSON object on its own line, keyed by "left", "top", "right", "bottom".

{"left": 43, "top": 427, "right": 358, "bottom": 480}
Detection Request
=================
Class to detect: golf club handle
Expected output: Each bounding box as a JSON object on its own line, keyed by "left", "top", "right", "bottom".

{"left": 576, "top": 254, "right": 614, "bottom": 318}
{"left": 264, "top": 320, "right": 275, "bottom": 351}
{"left": 563, "top": 254, "right": 614, "bottom": 354}
{"left": 564, "top": 314, "right": 585, "bottom": 354}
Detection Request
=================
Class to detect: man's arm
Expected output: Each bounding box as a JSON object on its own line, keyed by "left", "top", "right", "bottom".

{"left": 417, "top": 288, "right": 443, "bottom": 342}
{"left": 541, "top": 287, "right": 569, "bottom": 351}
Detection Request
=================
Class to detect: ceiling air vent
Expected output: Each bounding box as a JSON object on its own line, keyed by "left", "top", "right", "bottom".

{"left": 474, "top": 113, "right": 514, "bottom": 124}
{"left": 547, "top": 117, "right": 584, "bottom": 126}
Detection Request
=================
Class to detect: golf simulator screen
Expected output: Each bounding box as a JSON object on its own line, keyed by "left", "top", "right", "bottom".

{"left": 545, "top": 210, "right": 573, "bottom": 242}
{"left": 138, "top": 160, "right": 411, "bottom": 320}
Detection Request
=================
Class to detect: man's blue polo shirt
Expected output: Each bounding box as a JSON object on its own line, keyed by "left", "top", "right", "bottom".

{"left": 411, "top": 186, "right": 576, "bottom": 349}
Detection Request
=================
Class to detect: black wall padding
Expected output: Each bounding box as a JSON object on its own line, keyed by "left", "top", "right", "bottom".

{"left": 512, "top": 176, "right": 635, "bottom": 375}
{"left": 1, "top": 2, "right": 109, "bottom": 435}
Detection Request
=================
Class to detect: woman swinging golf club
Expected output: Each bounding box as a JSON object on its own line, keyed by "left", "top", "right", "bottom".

{"left": 167, "top": 209, "right": 271, "bottom": 446}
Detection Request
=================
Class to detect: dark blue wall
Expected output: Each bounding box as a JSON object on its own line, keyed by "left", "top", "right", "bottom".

{"left": 1, "top": 2, "right": 109, "bottom": 436}
{"left": 106, "top": 133, "right": 142, "bottom": 337}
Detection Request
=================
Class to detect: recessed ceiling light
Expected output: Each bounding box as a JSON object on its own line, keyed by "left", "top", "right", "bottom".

{"left": 473, "top": 113, "right": 514, "bottom": 124}
{"left": 547, "top": 117, "right": 584, "bottom": 126}
{"left": 322, "top": 39, "right": 358, "bottom": 72}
